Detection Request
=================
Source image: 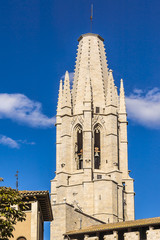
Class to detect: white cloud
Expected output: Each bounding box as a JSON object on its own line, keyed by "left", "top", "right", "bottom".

{"left": 17, "top": 139, "right": 35, "bottom": 145}
{"left": 0, "top": 93, "right": 55, "bottom": 128}
{"left": 0, "top": 135, "right": 20, "bottom": 149}
{"left": 133, "top": 88, "right": 143, "bottom": 95}
{"left": 126, "top": 88, "right": 160, "bottom": 128}
{"left": 0, "top": 135, "right": 36, "bottom": 149}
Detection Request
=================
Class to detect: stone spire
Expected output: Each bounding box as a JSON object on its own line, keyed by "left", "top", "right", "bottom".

{"left": 57, "top": 79, "right": 63, "bottom": 115}
{"left": 62, "top": 71, "right": 71, "bottom": 108}
{"left": 72, "top": 33, "right": 109, "bottom": 114}
{"left": 119, "top": 78, "right": 126, "bottom": 113}
{"left": 106, "top": 69, "right": 117, "bottom": 107}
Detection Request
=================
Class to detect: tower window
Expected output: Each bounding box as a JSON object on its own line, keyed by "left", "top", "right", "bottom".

{"left": 96, "top": 107, "right": 100, "bottom": 113}
{"left": 67, "top": 176, "right": 71, "bottom": 185}
{"left": 97, "top": 175, "right": 102, "bottom": 179}
{"left": 94, "top": 127, "right": 101, "bottom": 169}
{"left": 122, "top": 182, "right": 125, "bottom": 191}
{"left": 77, "top": 129, "right": 83, "bottom": 169}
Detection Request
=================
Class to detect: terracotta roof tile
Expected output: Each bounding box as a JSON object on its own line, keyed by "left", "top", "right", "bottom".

{"left": 66, "top": 217, "right": 160, "bottom": 235}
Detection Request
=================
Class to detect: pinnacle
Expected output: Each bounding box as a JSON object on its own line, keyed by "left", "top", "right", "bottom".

{"left": 62, "top": 71, "right": 71, "bottom": 108}
{"left": 106, "top": 70, "right": 117, "bottom": 107}
{"left": 57, "top": 79, "right": 63, "bottom": 115}
{"left": 119, "top": 78, "right": 126, "bottom": 113}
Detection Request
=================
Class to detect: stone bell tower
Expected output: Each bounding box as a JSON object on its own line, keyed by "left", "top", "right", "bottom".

{"left": 50, "top": 33, "right": 135, "bottom": 240}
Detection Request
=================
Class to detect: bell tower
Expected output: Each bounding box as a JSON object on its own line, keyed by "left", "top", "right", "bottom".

{"left": 50, "top": 33, "right": 135, "bottom": 239}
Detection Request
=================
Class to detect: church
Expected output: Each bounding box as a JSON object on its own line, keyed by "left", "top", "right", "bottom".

{"left": 50, "top": 33, "right": 160, "bottom": 240}
{"left": 10, "top": 32, "right": 160, "bottom": 240}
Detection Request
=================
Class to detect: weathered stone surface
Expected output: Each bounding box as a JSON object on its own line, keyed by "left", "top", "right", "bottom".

{"left": 50, "top": 33, "right": 135, "bottom": 240}
{"left": 147, "top": 229, "right": 160, "bottom": 239}
{"left": 104, "top": 231, "right": 118, "bottom": 240}
{"left": 124, "top": 232, "right": 140, "bottom": 240}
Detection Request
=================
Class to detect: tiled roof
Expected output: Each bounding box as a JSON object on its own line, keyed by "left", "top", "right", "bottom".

{"left": 20, "top": 190, "right": 49, "bottom": 196}
{"left": 66, "top": 217, "right": 160, "bottom": 235}
{"left": 20, "top": 190, "right": 53, "bottom": 221}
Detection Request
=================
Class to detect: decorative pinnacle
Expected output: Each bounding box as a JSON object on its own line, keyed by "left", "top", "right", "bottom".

{"left": 57, "top": 79, "right": 63, "bottom": 114}
{"left": 107, "top": 70, "right": 117, "bottom": 107}
{"left": 119, "top": 78, "right": 126, "bottom": 113}
{"left": 62, "top": 71, "right": 71, "bottom": 108}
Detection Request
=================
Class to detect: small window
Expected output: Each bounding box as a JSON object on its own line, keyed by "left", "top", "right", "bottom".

{"left": 96, "top": 107, "right": 100, "bottom": 113}
{"left": 122, "top": 182, "right": 125, "bottom": 191}
{"left": 97, "top": 175, "right": 102, "bottom": 179}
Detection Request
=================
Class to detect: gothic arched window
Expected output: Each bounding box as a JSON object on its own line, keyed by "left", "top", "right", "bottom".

{"left": 94, "top": 125, "right": 101, "bottom": 169}
{"left": 75, "top": 125, "right": 83, "bottom": 169}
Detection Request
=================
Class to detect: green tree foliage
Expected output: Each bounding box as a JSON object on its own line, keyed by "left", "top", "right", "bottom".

{"left": 0, "top": 187, "right": 26, "bottom": 240}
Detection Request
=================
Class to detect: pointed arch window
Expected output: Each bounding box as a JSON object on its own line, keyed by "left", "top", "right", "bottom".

{"left": 94, "top": 125, "right": 101, "bottom": 169}
{"left": 75, "top": 125, "right": 83, "bottom": 169}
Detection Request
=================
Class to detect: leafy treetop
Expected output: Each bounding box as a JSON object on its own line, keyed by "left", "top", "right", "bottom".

{"left": 0, "top": 186, "right": 26, "bottom": 240}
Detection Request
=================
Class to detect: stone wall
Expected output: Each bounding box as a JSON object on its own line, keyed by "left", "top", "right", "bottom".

{"left": 84, "top": 236, "right": 99, "bottom": 240}
{"left": 52, "top": 203, "right": 103, "bottom": 240}
{"left": 104, "top": 231, "right": 118, "bottom": 240}
{"left": 124, "top": 231, "right": 140, "bottom": 240}
{"left": 146, "top": 229, "right": 160, "bottom": 239}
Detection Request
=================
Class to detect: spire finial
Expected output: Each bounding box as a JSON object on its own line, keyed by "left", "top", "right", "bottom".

{"left": 90, "top": 4, "right": 93, "bottom": 32}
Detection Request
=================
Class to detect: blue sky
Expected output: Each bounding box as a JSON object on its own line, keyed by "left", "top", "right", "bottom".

{"left": 0, "top": 0, "right": 160, "bottom": 239}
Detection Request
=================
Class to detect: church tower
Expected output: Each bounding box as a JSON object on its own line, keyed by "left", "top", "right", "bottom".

{"left": 51, "top": 33, "right": 135, "bottom": 240}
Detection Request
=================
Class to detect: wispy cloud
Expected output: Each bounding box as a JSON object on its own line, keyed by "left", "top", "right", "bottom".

{"left": 0, "top": 135, "right": 20, "bottom": 149}
{"left": 0, "top": 94, "right": 55, "bottom": 128}
{"left": 126, "top": 88, "right": 160, "bottom": 129}
{"left": 17, "top": 139, "right": 35, "bottom": 145}
{"left": 0, "top": 135, "right": 35, "bottom": 149}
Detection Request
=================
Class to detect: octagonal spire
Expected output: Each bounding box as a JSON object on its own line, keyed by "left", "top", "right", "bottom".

{"left": 72, "top": 33, "right": 109, "bottom": 114}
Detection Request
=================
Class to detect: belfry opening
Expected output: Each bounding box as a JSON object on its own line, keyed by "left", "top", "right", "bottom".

{"left": 77, "top": 127, "right": 83, "bottom": 169}
{"left": 94, "top": 126, "right": 101, "bottom": 169}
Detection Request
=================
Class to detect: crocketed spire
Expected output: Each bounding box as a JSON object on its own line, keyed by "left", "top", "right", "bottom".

{"left": 62, "top": 71, "right": 71, "bottom": 108}
{"left": 106, "top": 69, "right": 117, "bottom": 107}
{"left": 119, "top": 78, "right": 126, "bottom": 113}
{"left": 57, "top": 79, "right": 63, "bottom": 115}
{"left": 72, "top": 33, "right": 109, "bottom": 114}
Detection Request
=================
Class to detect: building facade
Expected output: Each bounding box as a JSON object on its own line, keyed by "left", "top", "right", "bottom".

{"left": 10, "top": 191, "right": 52, "bottom": 240}
{"left": 50, "top": 33, "right": 135, "bottom": 240}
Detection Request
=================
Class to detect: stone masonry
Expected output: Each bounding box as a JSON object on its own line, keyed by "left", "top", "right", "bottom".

{"left": 123, "top": 232, "right": 140, "bottom": 240}
{"left": 104, "top": 231, "right": 118, "bottom": 240}
{"left": 146, "top": 228, "right": 160, "bottom": 239}
{"left": 50, "top": 33, "right": 135, "bottom": 240}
